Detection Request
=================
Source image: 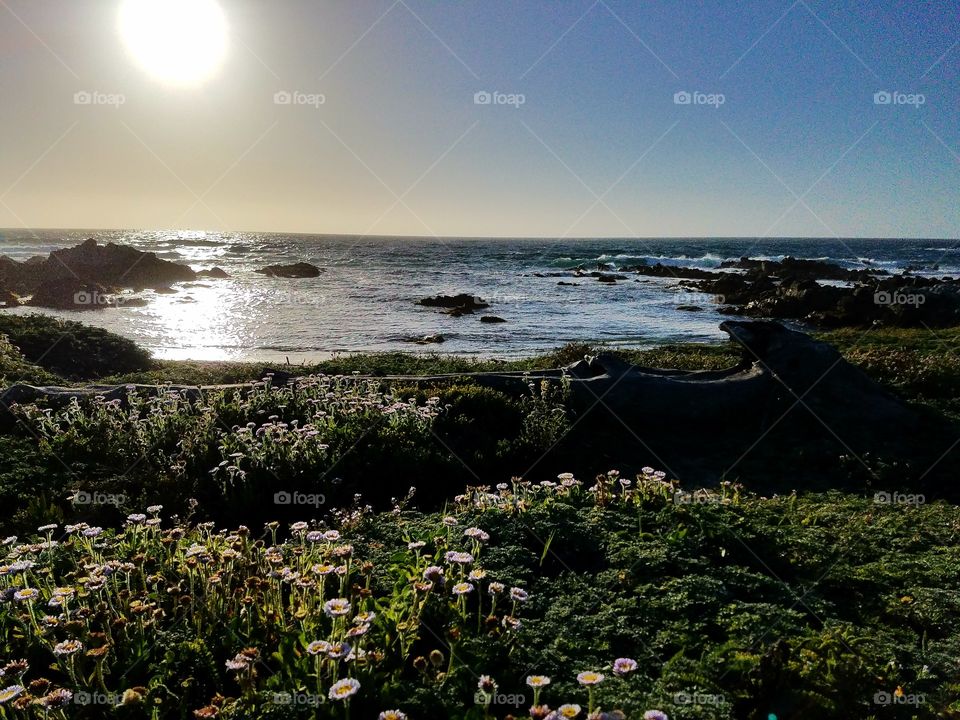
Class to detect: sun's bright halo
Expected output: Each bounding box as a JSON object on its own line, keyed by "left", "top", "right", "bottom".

{"left": 118, "top": 0, "right": 227, "bottom": 87}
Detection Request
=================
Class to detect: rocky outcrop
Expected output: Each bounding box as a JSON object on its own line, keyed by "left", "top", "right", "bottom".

{"left": 28, "top": 279, "right": 120, "bottom": 311}
{"left": 45, "top": 239, "right": 196, "bottom": 289}
{"left": 197, "top": 267, "right": 231, "bottom": 279}
{"left": 256, "top": 262, "right": 321, "bottom": 278}
{"left": 480, "top": 316, "right": 507, "bottom": 323}
{"left": 417, "top": 294, "right": 490, "bottom": 316}
{"left": 402, "top": 334, "right": 446, "bottom": 345}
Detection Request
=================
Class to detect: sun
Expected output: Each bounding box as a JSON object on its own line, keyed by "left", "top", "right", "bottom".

{"left": 118, "top": 0, "right": 227, "bottom": 87}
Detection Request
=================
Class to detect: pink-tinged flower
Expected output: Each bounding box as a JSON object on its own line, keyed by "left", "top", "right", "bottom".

{"left": 423, "top": 566, "right": 444, "bottom": 583}
{"left": 526, "top": 675, "right": 551, "bottom": 688}
{"left": 442, "top": 516, "right": 458, "bottom": 527}
{"left": 323, "top": 599, "right": 351, "bottom": 617}
{"left": 444, "top": 551, "right": 474, "bottom": 565}
{"left": 323, "top": 530, "right": 341, "bottom": 541}
{"left": 327, "top": 642, "right": 351, "bottom": 659}
{"left": 643, "top": 712, "right": 669, "bottom": 720}
{"left": 477, "top": 675, "right": 497, "bottom": 694}
{"left": 13, "top": 588, "right": 39, "bottom": 603}
{"left": 452, "top": 582, "right": 474, "bottom": 596}
{"left": 328, "top": 678, "right": 360, "bottom": 701}
{"left": 612, "top": 657, "right": 638, "bottom": 676}
{"left": 38, "top": 688, "right": 73, "bottom": 708}
{"left": 307, "top": 641, "right": 330, "bottom": 656}
{"left": 378, "top": 711, "right": 407, "bottom": 720}
{"left": 464, "top": 527, "right": 490, "bottom": 542}
{"left": 407, "top": 540, "right": 425, "bottom": 551}
{"left": 53, "top": 639, "right": 82, "bottom": 656}
{"left": 558, "top": 704, "right": 581, "bottom": 718}
{"left": 576, "top": 671, "right": 604, "bottom": 686}
{"left": 510, "top": 587, "right": 529, "bottom": 602}
{"left": 82, "top": 527, "right": 103, "bottom": 538}
{"left": 290, "top": 522, "right": 308, "bottom": 532}
{"left": 488, "top": 581, "right": 505, "bottom": 595}
{"left": 354, "top": 611, "right": 376, "bottom": 624}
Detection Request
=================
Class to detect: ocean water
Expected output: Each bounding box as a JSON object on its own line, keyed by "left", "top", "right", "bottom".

{"left": 0, "top": 229, "right": 957, "bottom": 361}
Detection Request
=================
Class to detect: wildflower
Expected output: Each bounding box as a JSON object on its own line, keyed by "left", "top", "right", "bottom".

{"left": 576, "top": 671, "right": 604, "bottom": 686}
{"left": 488, "top": 581, "right": 505, "bottom": 595}
{"left": 442, "top": 516, "right": 458, "bottom": 527}
{"left": 347, "top": 624, "right": 370, "bottom": 638}
{"left": 379, "top": 711, "right": 407, "bottom": 720}
{"left": 468, "top": 568, "right": 487, "bottom": 581}
{"left": 146, "top": 505, "right": 163, "bottom": 514}
{"left": 2, "top": 537, "right": 16, "bottom": 545}
{"left": 3, "top": 661, "right": 27, "bottom": 675}
{"left": 423, "top": 566, "right": 444, "bottom": 583}
{"left": 354, "top": 611, "right": 376, "bottom": 623}
{"left": 452, "top": 582, "right": 474, "bottom": 596}
{"left": 323, "top": 530, "right": 341, "bottom": 541}
{"left": 612, "top": 657, "right": 637, "bottom": 676}
{"left": 82, "top": 527, "right": 103, "bottom": 538}
{"left": 510, "top": 587, "right": 529, "bottom": 602}
{"left": 312, "top": 563, "right": 335, "bottom": 576}
{"left": 478, "top": 675, "right": 497, "bottom": 694}
{"left": 559, "top": 704, "right": 582, "bottom": 718}
{"left": 643, "top": 712, "right": 669, "bottom": 720}
{"left": 328, "top": 642, "right": 352, "bottom": 659}
{"left": 126, "top": 514, "right": 147, "bottom": 524}
{"left": 407, "top": 541, "right": 425, "bottom": 550}
{"left": 0, "top": 685, "right": 24, "bottom": 704}
{"left": 332, "top": 544, "right": 353, "bottom": 558}
{"left": 290, "top": 522, "right": 308, "bottom": 533}
{"left": 445, "top": 551, "right": 474, "bottom": 565}
{"left": 529, "top": 705, "right": 552, "bottom": 720}
{"left": 13, "top": 588, "right": 39, "bottom": 603}
{"left": 53, "top": 639, "right": 82, "bottom": 656}
{"left": 37, "top": 524, "right": 58, "bottom": 532}
{"left": 306, "top": 531, "right": 324, "bottom": 543}
{"left": 502, "top": 616, "right": 522, "bottom": 630}
{"left": 38, "top": 688, "right": 73, "bottom": 708}
{"left": 464, "top": 527, "right": 490, "bottom": 542}
{"left": 328, "top": 678, "right": 360, "bottom": 701}
{"left": 307, "top": 641, "right": 330, "bottom": 656}
{"left": 324, "top": 599, "right": 351, "bottom": 617}
{"left": 194, "top": 705, "right": 220, "bottom": 717}
{"left": 526, "top": 675, "right": 551, "bottom": 688}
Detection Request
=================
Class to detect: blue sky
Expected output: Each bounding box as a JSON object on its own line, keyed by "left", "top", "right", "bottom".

{"left": 0, "top": 0, "right": 957, "bottom": 237}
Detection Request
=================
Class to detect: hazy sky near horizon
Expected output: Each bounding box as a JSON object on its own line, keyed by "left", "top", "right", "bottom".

{"left": 0, "top": 0, "right": 957, "bottom": 238}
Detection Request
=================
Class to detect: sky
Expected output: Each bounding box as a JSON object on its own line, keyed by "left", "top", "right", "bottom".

{"left": 0, "top": 0, "right": 957, "bottom": 238}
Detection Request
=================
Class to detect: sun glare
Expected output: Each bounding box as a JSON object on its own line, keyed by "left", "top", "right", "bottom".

{"left": 118, "top": 0, "right": 227, "bottom": 87}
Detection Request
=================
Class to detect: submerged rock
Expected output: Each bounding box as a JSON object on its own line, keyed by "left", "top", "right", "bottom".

{"left": 402, "top": 334, "right": 446, "bottom": 345}
{"left": 480, "top": 315, "right": 507, "bottom": 323}
{"left": 256, "top": 262, "right": 322, "bottom": 278}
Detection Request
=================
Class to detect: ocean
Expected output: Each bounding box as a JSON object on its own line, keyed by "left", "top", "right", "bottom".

{"left": 1, "top": 229, "right": 957, "bottom": 361}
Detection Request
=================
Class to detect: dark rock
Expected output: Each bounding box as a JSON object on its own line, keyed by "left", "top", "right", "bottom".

{"left": 197, "top": 267, "right": 231, "bottom": 279}
{"left": 0, "top": 290, "right": 20, "bottom": 308}
{"left": 402, "top": 334, "right": 445, "bottom": 345}
{"left": 256, "top": 262, "right": 322, "bottom": 278}
{"left": 28, "top": 278, "right": 118, "bottom": 311}
{"left": 557, "top": 281, "right": 580, "bottom": 286}
{"left": 676, "top": 305, "right": 703, "bottom": 312}
{"left": 418, "top": 293, "right": 489, "bottom": 310}
{"left": 45, "top": 239, "right": 196, "bottom": 289}
{"left": 480, "top": 316, "right": 507, "bottom": 323}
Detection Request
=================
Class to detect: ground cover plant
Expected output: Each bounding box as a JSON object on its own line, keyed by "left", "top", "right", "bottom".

{"left": 0, "top": 472, "right": 957, "bottom": 719}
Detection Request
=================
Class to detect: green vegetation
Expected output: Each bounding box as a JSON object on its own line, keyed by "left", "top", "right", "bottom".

{"left": 0, "top": 315, "right": 152, "bottom": 381}
{"left": 0, "top": 476, "right": 956, "bottom": 719}
{"left": 1, "top": 319, "right": 959, "bottom": 718}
